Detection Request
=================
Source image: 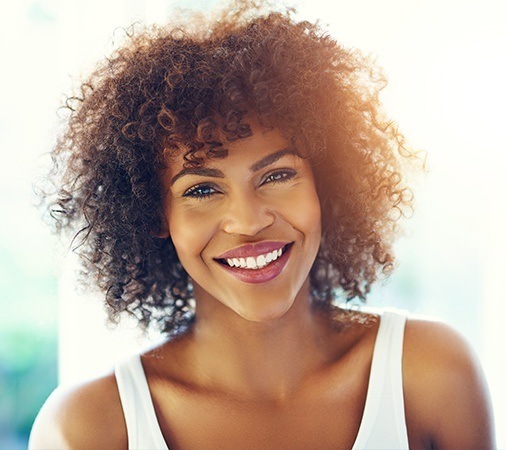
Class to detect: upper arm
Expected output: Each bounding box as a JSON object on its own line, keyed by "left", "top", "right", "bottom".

{"left": 28, "top": 374, "right": 127, "bottom": 450}
{"left": 403, "top": 318, "right": 496, "bottom": 449}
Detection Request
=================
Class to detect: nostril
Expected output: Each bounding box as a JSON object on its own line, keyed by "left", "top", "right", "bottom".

{"left": 221, "top": 208, "right": 275, "bottom": 235}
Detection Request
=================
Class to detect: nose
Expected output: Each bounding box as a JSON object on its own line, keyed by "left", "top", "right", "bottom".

{"left": 220, "top": 192, "right": 275, "bottom": 236}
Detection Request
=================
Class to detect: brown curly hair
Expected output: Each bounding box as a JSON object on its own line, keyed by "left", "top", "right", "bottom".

{"left": 41, "top": 0, "right": 418, "bottom": 335}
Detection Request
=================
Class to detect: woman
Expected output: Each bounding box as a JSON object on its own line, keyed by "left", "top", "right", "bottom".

{"left": 29, "top": 0, "right": 495, "bottom": 448}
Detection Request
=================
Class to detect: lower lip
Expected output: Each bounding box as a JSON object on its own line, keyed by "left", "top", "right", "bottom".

{"left": 216, "top": 246, "right": 292, "bottom": 284}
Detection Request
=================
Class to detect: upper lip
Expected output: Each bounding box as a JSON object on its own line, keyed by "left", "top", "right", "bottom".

{"left": 215, "top": 241, "right": 292, "bottom": 260}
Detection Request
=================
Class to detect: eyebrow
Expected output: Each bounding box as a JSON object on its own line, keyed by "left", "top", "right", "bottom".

{"left": 249, "top": 148, "right": 298, "bottom": 172}
{"left": 170, "top": 148, "right": 299, "bottom": 186}
{"left": 170, "top": 167, "right": 224, "bottom": 186}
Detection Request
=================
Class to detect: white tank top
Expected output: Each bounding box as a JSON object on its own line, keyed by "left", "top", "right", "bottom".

{"left": 115, "top": 309, "right": 409, "bottom": 449}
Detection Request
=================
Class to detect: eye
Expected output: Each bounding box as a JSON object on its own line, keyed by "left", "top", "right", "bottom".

{"left": 262, "top": 169, "right": 297, "bottom": 185}
{"left": 182, "top": 183, "right": 219, "bottom": 200}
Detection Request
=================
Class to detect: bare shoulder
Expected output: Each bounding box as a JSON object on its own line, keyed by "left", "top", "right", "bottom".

{"left": 403, "top": 316, "right": 496, "bottom": 449}
{"left": 29, "top": 373, "right": 127, "bottom": 450}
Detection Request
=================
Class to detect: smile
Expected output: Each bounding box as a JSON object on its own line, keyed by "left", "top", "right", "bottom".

{"left": 214, "top": 242, "right": 294, "bottom": 284}
{"left": 225, "top": 247, "right": 284, "bottom": 270}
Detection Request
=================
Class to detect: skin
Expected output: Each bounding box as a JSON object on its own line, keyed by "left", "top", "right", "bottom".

{"left": 163, "top": 120, "right": 322, "bottom": 325}
{"left": 29, "top": 122, "right": 496, "bottom": 449}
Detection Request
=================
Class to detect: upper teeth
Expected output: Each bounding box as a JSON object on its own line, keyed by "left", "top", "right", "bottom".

{"left": 226, "top": 247, "right": 283, "bottom": 270}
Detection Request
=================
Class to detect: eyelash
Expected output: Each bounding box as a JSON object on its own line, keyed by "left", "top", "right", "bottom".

{"left": 263, "top": 169, "right": 296, "bottom": 184}
{"left": 182, "top": 169, "right": 297, "bottom": 200}
{"left": 182, "top": 184, "right": 218, "bottom": 200}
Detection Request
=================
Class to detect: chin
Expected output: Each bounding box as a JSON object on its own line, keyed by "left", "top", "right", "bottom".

{"left": 233, "top": 298, "right": 294, "bottom": 323}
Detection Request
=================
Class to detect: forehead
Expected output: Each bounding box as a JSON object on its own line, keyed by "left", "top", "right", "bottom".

{"left": 165, "top": 122, "right": 295, "bottom": 175}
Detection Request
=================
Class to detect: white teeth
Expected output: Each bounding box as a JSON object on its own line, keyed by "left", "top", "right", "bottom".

{"left": 224, "top": 246, "right": 286, "bottom": 270}
{"left": 246, "top": 257, "right": 256, "bottom": 268}
{"left": 256, "top": 254, "right": 266, "bottom": 268}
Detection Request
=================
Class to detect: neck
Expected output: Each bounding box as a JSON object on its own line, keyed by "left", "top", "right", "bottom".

{"left": 185, "top": 281, "right": 340, "bottom": 401}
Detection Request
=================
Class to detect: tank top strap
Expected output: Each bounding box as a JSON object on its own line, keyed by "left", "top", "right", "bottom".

{"left": 115, "top": 354, "right": 169, "bottom": 450}
{"left": 352, "top": 308, "right": 409, "bottom": 449}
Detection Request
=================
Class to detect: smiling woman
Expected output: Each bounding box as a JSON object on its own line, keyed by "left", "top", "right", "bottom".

{"left": 164, "top": 121, "right": 321, "bottom": 322}
{"left": 29, "top": 0, "right": 495, "bottom": 449}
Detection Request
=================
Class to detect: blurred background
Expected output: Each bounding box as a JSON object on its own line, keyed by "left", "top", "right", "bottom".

{"left": 1, "top": 0, "right": 505, "bottom": 448}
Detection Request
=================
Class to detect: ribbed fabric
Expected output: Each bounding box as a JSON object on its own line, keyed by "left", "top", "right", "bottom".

{"left": 115, "top": 309, "right": 409, "bottom": 450}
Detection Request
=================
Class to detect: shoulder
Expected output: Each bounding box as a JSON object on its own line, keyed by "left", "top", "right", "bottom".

{"left": 29, "top": 373, "right": 127, "bottom": 450}
{"left": 402, "top": 316, "right": 496, "bottom": 449}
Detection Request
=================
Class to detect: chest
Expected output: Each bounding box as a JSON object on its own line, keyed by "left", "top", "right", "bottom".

{"left": 151, "top": 375, "right": 369, "bottom": 450}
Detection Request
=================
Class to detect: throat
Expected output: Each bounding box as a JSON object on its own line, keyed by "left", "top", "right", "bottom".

{"left": 188, "top": 304, "right": 345, "bottom": 401}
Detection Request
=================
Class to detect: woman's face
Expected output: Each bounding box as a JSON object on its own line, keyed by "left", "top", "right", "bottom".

{"left": 162, "top": 121, "right": 321, "bottom": 322}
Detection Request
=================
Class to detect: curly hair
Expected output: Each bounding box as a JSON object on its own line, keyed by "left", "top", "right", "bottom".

{"left": 41, "top": 0, "right": 418, "bottom": 335}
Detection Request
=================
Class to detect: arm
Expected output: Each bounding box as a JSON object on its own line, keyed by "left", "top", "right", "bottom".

{"left": 403, "top": 319, "right": 496, "bottom": 450}
{"left": 28, "top": 374, "right": 127, "bottom": 450}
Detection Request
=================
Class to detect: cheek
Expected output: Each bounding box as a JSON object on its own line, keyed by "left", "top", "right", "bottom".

{"left": 304, "top": 197, "right": 322, "bottom": 257}
{"left": 306, "top": 188, "right": 322, "bottom": 227}
{"left": 167, "top": 205, "right": 214, "bottom": 266}
{"left": 286, "top": 184, "right": 322, "bottom": 239}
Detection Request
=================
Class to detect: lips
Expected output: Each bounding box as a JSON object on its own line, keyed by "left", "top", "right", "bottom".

{"left": 216, "top": 241, "right": 292, "bottom": 260}
{"left": 214, "top": 242, "right": 294, "bottom": 284}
